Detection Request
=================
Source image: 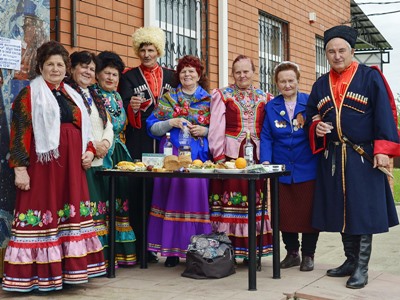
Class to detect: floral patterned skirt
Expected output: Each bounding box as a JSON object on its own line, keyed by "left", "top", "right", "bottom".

{"left": 209, "top": 178, "right": 273, "bottom": 259}
{"left": 2, "top": 124, "right": 106, "bottom": 292}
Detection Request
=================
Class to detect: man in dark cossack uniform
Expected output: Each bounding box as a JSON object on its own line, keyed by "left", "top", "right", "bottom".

{"left": 306, "top": 25, "right": 400, "bottom": 289}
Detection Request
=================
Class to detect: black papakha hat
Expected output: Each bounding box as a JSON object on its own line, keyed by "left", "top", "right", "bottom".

{"left": 324, "top": 25, "right": 358, "bottom": 49}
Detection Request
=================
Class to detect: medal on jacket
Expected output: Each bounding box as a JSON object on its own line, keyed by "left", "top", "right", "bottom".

{"left": 274, "top": 120, "right": 287, "bottom": 128}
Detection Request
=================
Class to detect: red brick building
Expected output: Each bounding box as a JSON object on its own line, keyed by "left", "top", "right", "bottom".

{"left": 51, "top": 0, "right": 350, "bottom": 93}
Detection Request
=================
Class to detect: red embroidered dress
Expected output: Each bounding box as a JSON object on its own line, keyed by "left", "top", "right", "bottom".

{"left": 3, "top": 83, "right": 106, "bottom": 292}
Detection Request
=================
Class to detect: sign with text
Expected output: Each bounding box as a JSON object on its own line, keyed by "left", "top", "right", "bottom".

{"left": 0, "top": 37, "right": 21, "bottom": 70}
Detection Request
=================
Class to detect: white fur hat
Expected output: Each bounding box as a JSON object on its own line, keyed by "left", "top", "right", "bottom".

{"left": 132, "top": 27, "right": 165, "bottom": 58}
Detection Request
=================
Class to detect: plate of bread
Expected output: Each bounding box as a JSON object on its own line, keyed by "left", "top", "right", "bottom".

{"left": 115, "top": 161, "right": 146, "bottom": 171}
{"left": 214, "top": 160, "right": 245, "bottom": 173}
{"left": 187, "top": 160, "right": 216, "bottom": 173}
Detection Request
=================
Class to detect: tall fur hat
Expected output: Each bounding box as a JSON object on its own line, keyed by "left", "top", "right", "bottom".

{"left": 132, "top": 27, "right": 165, "bottom": 58}
{"left": 324, "top": 25, "right": 358, "bottom": 49}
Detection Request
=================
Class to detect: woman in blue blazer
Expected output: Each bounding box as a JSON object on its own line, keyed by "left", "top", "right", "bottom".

{"left": 260, "top": 61, "right": 319, "bottom": 271}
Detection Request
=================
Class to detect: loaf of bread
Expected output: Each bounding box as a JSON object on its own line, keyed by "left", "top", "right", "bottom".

{"left": 116, "top": 161, "right": 136, "bottom": 170}
{"left": 163, "top": 155, "right": 180, "bottom": 171}
{"left": 178, "top": 155, "right": 192, "bottom": 168}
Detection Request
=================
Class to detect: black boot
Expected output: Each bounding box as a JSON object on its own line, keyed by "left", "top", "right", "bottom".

{"left": 300, "top": 255, "right": 314, "bottom": 271}
{"left": 280, "top": 250, "right": 301, "bottom": 268}
{"left": 164, "top": 256, "right": 180, "bottom": 267}
{"left": 327, "top": 233, "right": 359, "bottom": 277}
{"left": 346, "top": 234, "right": 372, "bottom": 289}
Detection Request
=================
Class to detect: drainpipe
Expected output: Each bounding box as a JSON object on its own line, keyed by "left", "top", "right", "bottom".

{"left": 205, "top": 0, "right": 209, "bottom": 77}
{"left": 218, "top": 0, "right": 228, "bottom": 87}
{"left": 54, "top": 0, "right": 60, "bottom": 41}
{"left": 71, "top": 0, "right": 77, "bottom": 47}
{"left": 144, "top": 1, "right": 154, "bottom": 27}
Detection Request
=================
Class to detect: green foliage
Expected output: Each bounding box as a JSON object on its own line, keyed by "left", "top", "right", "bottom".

{"left": 394, "top": 169, "right": 400, "bottom": 204}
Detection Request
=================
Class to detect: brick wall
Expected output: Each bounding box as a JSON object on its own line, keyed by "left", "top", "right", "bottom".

{"left": 218, "top": 0, "right": 350, "bottom": 93}
{"left": 51, "top": 0, "right": 350, "bottom": 93}
{"left": 51, "top": 0, "right": 143, "bottom": 69}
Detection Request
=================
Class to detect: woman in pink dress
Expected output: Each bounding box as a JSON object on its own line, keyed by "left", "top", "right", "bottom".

{"left": 208, "top": 55, "right": 273, "bottom": 262}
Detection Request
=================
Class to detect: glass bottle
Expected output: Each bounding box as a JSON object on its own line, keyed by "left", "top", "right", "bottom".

{"left": 178, "top": 121, "right": 191, "bottom": 157}
{"left": 243, "top": 130, "right": 254, "bottom": 166}
{"left": 163, "top": 132, "right": 173, "bottom": 156}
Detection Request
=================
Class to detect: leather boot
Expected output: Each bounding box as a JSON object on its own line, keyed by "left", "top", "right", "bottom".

{"left": 300, "top": 255, "right": 314, "bottom": 271}
{"left": 346, "top": 234, "right": 372, "bottom": 289}
{"left": 280, "top": 251, "right": 301, "bottom": 269}
{"left": 164, "top": 256, "right": 180, "bottom": 267}
{"left": 327, "top": 233, "right": 359, "bottom": 277}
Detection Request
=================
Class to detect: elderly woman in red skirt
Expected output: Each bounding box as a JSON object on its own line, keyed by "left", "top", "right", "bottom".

{"left": 3, "top": 41, "right": 105, "bottom": 293}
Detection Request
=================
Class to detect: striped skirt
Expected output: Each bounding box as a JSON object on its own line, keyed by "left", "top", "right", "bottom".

{"left": 2, "top": 124, "right": 106, "bottom": 292}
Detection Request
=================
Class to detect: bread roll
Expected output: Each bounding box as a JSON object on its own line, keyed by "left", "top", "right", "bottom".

{"left": 225, "top": 161, "right": 236, "bottom": 169}
{"left": 116, "top": 161, "right": 136, "bottom": 170}
{"left": 117, "top": 161, "right": 134, "bottom": 167}
{"left": 191, "top": 159, "right": 203, "bottom": 167}
{"left": 163, "top": 155, "right": 179, "bottom": 171}
{"left": 178, "top": 155, "right": 192, "bottom": 168}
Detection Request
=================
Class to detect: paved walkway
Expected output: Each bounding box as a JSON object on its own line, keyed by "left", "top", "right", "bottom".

{"left": 1, "top": 207, "right": 400, "bottom": 300}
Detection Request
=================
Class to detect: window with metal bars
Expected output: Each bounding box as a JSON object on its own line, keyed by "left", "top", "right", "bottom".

{"left": 316, "top": 36, "right": 330, "bottom": 79}
{"left": 155, "top": 0, "right": 208, "bottom": 73}
{"left": 259, "top": 12, "right": 288, "bottom": 96}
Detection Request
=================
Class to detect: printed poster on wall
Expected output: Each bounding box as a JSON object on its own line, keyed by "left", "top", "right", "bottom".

{"left": 0, "top": 37, "right": 21, "bottom": 70}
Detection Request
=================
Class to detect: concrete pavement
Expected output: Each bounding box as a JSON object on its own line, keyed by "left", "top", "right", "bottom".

{"left": 1, "top": 206, "right": 400, "bottom": 300}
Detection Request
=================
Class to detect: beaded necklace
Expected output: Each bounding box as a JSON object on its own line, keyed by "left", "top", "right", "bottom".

{"left": 94, "top": 84, "right": 122, "bottom": 117}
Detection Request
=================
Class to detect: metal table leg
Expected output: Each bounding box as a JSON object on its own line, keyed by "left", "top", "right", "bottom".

{"left": 271, "top": 177, "right": 281, "bottom": 279}
{"left": 140, "top": 178, "right": 148, "bottom": 269}
{"left": 248, "top": 179, "right": 257, "bottom": 290}
{"left": 107, "top": 175, "right": 116, "bottom": 278}
{"left": 258, "top": 179, "right": 268, "bottom": 271}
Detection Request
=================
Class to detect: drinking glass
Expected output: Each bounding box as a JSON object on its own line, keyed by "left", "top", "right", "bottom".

{"left": 134, "top": 92, "right": 145, "bottom": 102}
{"left": 325, "top": 122, "right": 333, "bottom": 134}
{"left": 136, "top": 92, "right": 145, "bottom": 102}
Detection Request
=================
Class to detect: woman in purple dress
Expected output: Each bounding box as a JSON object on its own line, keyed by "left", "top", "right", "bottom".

{"left": 146, "top": 55, "right": 211, "bottom": 267}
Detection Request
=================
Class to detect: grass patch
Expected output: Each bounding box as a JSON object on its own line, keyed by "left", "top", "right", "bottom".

{"left": 394, "top": 168, "right": 400, "bottom": 204}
